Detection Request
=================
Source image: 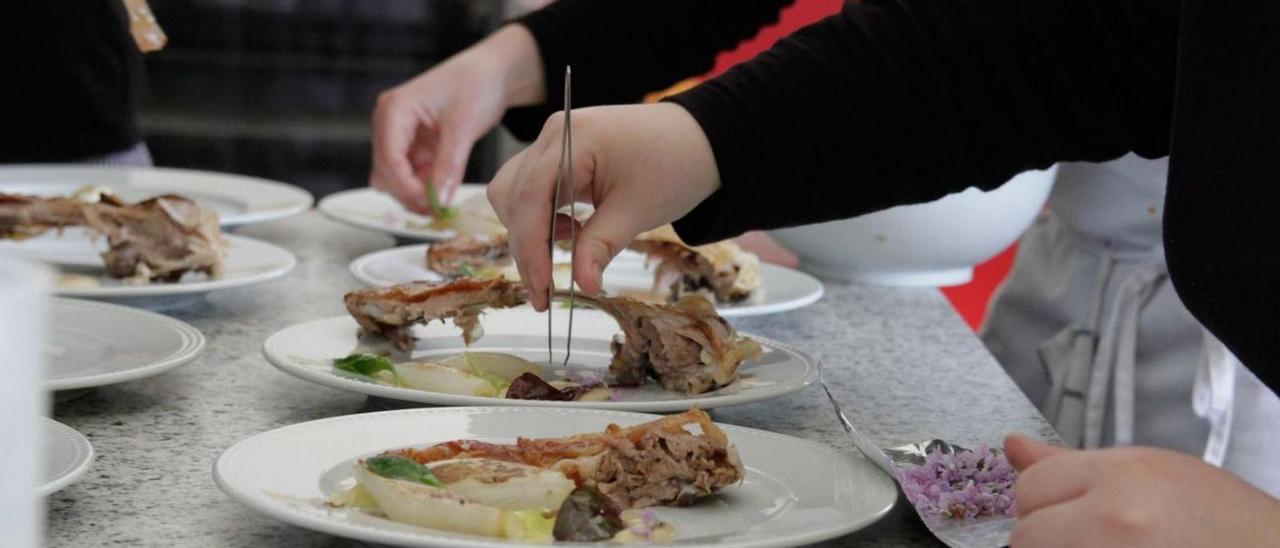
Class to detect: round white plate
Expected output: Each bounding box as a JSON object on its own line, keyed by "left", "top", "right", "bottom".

{"left": 263, "top": 307, "right": 818, "bottom": 412}
{"left": 0, "top": 165, "right": 313, "bottom": 226}
{"left": 45, "top": 298, "right": 205, "bottom": 391}
{"left": 318, "top": 185, "right": 488, "bottom": 241}
{"left": 40, "top": 418, "right": 94, "bottom": 496}
{"left": 348, "top": 245, "right": 825, "bottom": 318}
{"left": 0, "top": 233, "right": 296, "bottom": 304}
{"left": 214, "top": 407, "right": 896, "bottom": 547}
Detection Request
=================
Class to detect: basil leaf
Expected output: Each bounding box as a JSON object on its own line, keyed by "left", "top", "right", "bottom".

{"left": 365, "top": 456, "right": 443, "bottom": 488}
{"left": 334, "top": 353, "right": 399, "bottom": 384}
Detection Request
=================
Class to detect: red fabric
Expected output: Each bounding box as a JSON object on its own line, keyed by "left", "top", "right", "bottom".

{"left": 706, "top": 0, "right": 1011, "bottom": 331}
{"left": 941, "top": 244, "right": 1017, "bottom": 331}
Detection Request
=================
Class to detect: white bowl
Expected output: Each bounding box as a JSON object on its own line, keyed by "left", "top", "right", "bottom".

{"left": 769, "top": 167, "right": 1056, "bottom": 287}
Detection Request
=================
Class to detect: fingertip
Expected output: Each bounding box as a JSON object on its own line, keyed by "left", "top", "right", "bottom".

{"left": 1005, "top": 435, "right": 1067, "bottom": 472}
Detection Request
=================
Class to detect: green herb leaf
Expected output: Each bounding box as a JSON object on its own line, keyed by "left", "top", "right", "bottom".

{"left": 365, "top": 456, "right": 443, "bottom": 487}
{"left": 425, "top": 181, "right": 458, "bottom": 221}
{"left": 334, "top": 353, "right": 400, "bottom": 384}
{"left": 458, "top": 264, "right": 479, "bottom": 278}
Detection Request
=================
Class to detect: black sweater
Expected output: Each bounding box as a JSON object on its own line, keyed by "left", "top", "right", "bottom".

{"left": 2, "top": 0, "right": 143, "bottom": 162}
{"left": 508, "top": 0, "right": 1280, "bottom": 395}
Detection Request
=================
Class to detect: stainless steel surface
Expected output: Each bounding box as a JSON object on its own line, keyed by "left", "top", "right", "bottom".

{"left": 549, "top": 65, "right": 576, "bottom": 366}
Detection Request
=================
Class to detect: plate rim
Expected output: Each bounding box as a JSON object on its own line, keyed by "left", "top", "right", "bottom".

{"left": 0, "top": 164, "right": 314, "bottom": 226}
{"left": 39, "top": 417, "right": 95, "bottom": 497}
{"left": 317, "top": 186, "right": 487, "bottom": 242}
{"left": 51, "top": 234, "right": 296, "bottom": 298}
{"left": 261, "top": 314, "right": 818, "bottom": 412}
{"left": 347, "top": 244, "right": 825, "bottom": 318}
{"left": 213, "top": 406, "right": 897, "bottom": 548}
{"left": 45, "top": 298, "right": 206, "bottom": 390}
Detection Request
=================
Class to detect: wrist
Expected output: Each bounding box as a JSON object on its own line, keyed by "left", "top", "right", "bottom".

{"left": 472, "top": 24, "right": 546, "bottom": 108}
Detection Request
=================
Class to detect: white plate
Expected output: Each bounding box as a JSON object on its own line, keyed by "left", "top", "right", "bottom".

{"left": 0, "top": 165, "right": 313, "bottom": 226}
{"left": 348, "top": 245, "right": 825, "bottom": 318}
{"left": 263, "top": 308, "right": 818, "bottom": 412}
{"left": 214, "top": 407, "right": 896, "bottom": 547}
{"left": 45, "top": 298, "right": 205, "bottom": 390}
{"left": 40, "top": 418, "right": 94, "bottom": 496}
{"left": 318, "top": 185, "right": 488, "bottom": 241}
{"left": 0, "top": 233, "right": 296, "bottom": 304}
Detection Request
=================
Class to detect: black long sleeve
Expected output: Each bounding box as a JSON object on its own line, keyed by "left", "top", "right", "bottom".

{"left": 667, "top": 0, "right": 1178, "bottom": 242}
{"left": 503, "top": 0, "right": 793, "bottom": 140}
{"left": 2, "top": 0, "right": 142, "bottom": 161}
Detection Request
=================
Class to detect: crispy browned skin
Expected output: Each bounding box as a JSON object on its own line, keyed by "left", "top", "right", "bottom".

{"left": 388, "top": 408, "right": 743, "bottom": 509}
{"left": 0, "top": 192, "right": 226, "bottom": 282}
{"left": 572, "top": 293, "right": 763, "bottom": 394}
{"left": 343, "top": 278, "right": 528, "bottom": 351}
{"left": 425, "top": 234, "right": 511, "bottom": 276}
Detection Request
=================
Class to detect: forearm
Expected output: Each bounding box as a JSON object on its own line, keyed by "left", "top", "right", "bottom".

{"left": 668, "top": 0, "right": 1179, "bottom": 243}
{"left": 503, "top": 0, "right": 794, "bottom": 140}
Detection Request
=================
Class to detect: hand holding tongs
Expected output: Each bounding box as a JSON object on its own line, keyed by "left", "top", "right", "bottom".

{"left": 548, "top": 66, "right": 576, "bottom": 365}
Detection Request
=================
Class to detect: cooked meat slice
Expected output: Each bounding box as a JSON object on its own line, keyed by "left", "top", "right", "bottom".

{"left": 630, "top": 225, "right": 761, "bottom": 304}
{"left": 343, "top": 278, "right": 528, "bottom": 351}
{"left": 426, "top": 234, "right": 511, "bottom": 276}
{"left": 0, "top": 192, "right": 226, "bottom": 282}
{"left": 388, "top": 408, "right": 743, "bottom": 510}
{"left": 570, "top": 293, "right": 763, "bottom": 394}
{"left": 345, "top": 279, "right": 761, "bottom": 392}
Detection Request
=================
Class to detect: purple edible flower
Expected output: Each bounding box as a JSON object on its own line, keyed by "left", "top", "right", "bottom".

{"left": 893, "top": 445, "right": 1017, "bottom": 521}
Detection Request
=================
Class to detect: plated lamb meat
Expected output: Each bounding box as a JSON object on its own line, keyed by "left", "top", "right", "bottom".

{"left": 387, "top": 408, "right": 743, "bottom": 510}
{"left": 343, "top": 278, "right": 528, "bottom": 351}
{"left": 426, "top": 233, "right": 511, "bottom": 276}
{"left": 343, "top": 278, "right": 761, "bottom": 394}
{"left": 0, "top": 191, "right": 226, "bottom": 282}
{"left": 572, "top": 292, "right": 763, "bottom": 394}
{"left": 630, "top": 225, "right": 762, "bottom": 304}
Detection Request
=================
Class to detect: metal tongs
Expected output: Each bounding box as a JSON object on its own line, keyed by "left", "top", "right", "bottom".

{"left": 548, "top": 66, "right": 576, "bottom": 365}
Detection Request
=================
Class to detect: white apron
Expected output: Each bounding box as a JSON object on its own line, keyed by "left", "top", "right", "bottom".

{"left": 981, "top": 154, "right": 1280, "bottom": 497}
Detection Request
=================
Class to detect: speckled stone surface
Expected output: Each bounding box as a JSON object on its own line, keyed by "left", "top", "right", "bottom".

{"left": 47, "top": 212, "right": 1056, "bottom": 547}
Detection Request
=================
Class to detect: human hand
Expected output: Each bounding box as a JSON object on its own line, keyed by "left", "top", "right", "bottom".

{"left": 487, "top": 103, "right": 721, "bottom": 310}
{"left": 1005, "top": 435, "right": 1280, "bottom": 547}
{"left": 734, "top": 231, "right": 799, "bottom": 268}
{"left": 370, "top": 25, "right": 544, "bottom": 215}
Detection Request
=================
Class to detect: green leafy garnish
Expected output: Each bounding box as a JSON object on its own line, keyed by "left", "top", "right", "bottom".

{"left": 334, "top": 353, "right": 400, "bottom": 384}
{"left": 458, "top": 264, "right": 479, "bottom": 278}
{"left": 425, "top": 181, "right": 458, "bottom": 221}
{"left": 365, "top": 455, "right": 443, "bottom": 487}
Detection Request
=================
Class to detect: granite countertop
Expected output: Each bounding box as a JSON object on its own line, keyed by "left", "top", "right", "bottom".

{"left": 47, "top": 211, "right": 1056, "bottom": 547}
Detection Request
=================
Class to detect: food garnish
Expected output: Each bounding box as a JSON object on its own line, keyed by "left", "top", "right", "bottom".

{"left": 333, "top": 353, "right": 400, "bottom": 384}
{"left": 894, "top": 445, "right": 1017, "bottom": 521}
{"left": 365, "top": 455, "right": 443, "bottom": 487}
{"left": 552, "top": 486, "right": 625, "bottom": 542}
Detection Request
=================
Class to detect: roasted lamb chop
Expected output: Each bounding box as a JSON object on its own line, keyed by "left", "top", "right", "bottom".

{"left": 630, "top": 225, "right": 762, "bottom": 304}
{"left": 0, "top": 192, "right": 226, "bottom": 282}
{"left": 426, "top": 233, "right": 511, "bottom": 276}
{"left": 345, "top": 277, "right": 761, "bottom": 394}
{"left": 387, "top": 408, "right": 743, "bottom": 510}
{"left": 571, "top": 292, "right": 763, "bottom": 394}
{"left": 343, "top": 278, "right": 528, "bottom": 351}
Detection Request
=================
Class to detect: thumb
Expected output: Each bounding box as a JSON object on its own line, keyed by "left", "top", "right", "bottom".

{"left": 427, "top": 125, "right": 477, "bottom": 207}
{"left": 572, "top": 202, "right": 639, "bottom": 295}
{"left": 1005, "top": 435, "right": 1070, "bottom": 472}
